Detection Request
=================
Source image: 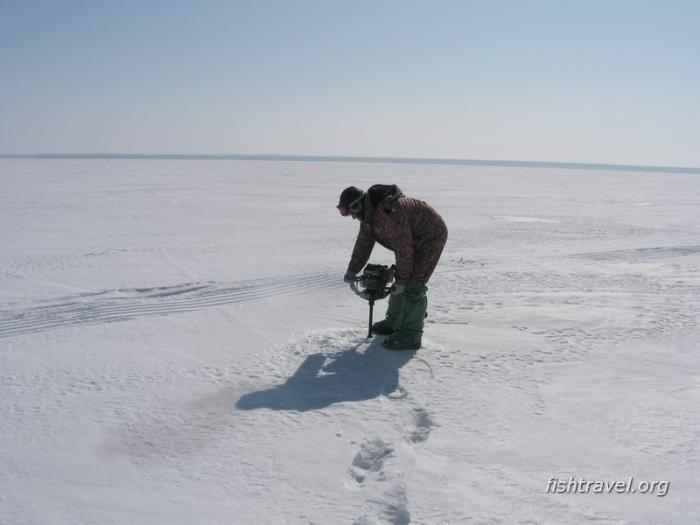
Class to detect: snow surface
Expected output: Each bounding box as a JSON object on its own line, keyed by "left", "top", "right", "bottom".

{"left": 1, "top": 159, "right": 699, "bottom": 524}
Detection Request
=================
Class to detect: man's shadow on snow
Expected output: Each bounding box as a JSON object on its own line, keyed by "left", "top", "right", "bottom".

{"left": 236, "top": 339, "right": 415, "bottom": 412}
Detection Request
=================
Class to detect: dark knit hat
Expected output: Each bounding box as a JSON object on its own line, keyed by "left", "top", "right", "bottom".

{"left": 337, "top": 186, "right": 364, "bottom": 216}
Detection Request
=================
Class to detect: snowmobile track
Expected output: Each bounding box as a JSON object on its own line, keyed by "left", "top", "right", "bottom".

{"left": 0, "top": 271, "right": 341, "bottom": 338}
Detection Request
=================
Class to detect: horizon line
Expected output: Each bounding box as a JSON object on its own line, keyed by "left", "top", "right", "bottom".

{"left": 1, "top": 153, "right": 699, "bottom": 174}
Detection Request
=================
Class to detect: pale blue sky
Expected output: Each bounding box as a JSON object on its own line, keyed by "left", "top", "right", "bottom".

{"left": 1, "top": 0, "right": 698, "bottom": 165}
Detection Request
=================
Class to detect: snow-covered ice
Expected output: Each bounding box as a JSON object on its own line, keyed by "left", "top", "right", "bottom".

{"left": 1, "top": 159, "right": 699, "bottom": 523}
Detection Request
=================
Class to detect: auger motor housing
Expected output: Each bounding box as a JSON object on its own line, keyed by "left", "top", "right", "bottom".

{"left": 350, "top": 264, "right": 395, "bottom": 337}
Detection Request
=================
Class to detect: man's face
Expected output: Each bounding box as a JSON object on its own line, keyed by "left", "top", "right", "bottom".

{"left": 338, "top": 205, "right": 361, "bottom": 220}
{"left": 337, "top": 196, "right": 363, "bottom": 220}
{"left": 339, "top": 206, "right": 361, "bottom": 221}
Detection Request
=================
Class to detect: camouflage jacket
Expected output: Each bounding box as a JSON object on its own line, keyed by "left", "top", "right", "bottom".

{"left": 346, "top": 184, "right": 447, "bottom": 284}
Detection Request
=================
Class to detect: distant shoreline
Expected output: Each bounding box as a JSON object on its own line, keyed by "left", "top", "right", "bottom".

{"left": 1, "top": 153, "right": 698, "bottom": 175}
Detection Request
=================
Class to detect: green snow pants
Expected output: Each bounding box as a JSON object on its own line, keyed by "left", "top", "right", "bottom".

{"left": 385, "top": 280, "right": 428, "bottom": 344}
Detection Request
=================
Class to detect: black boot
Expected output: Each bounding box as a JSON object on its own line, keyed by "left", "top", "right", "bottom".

{"left": 371, "top": 318, "right": 394, "bottom": 335}
{"left": 381, "top": 333, "right": 421, "bottom": 351}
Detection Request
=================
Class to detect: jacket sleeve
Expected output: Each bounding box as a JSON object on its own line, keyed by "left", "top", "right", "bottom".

{"left": 385, "top": 208, "right": 414, "bottom": 284}
{"left": 347, "top": 224, "right": 375, "bottom": 275}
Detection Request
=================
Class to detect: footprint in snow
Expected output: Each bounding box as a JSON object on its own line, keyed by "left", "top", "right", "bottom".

{"left": 348, "top": 438, "right": 394, "bottom": 484}
{"left": 409, "top": 406, "right": 434, "bottom": 443}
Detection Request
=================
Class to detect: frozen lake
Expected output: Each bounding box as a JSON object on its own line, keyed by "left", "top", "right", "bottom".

{"left": 1, "top": 159, "right": 699, "bottom": 523}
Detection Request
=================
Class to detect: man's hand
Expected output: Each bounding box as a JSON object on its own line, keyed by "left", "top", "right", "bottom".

{"left": 391, "top": 282, "right": 406, "bottom": 296}
{"left": 344, "top": 272, "right": 356, "bottom": 284}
